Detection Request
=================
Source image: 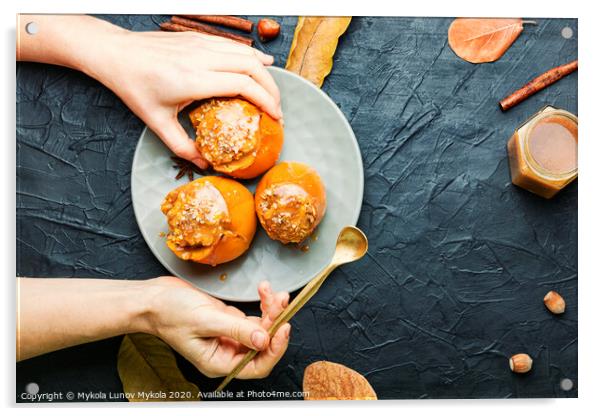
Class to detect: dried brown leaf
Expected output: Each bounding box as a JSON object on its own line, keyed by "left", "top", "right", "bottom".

{"left": 448, "top": 18, "right": 524, "bottom": 63}
{"left": 285, "top": 16, "right": 352, "bottom": 87}
{"left": 117, "top": 333, "right": 200, "bottom": 402}
{"left": 303, "top": 360, "right": 377, "bottom": 400}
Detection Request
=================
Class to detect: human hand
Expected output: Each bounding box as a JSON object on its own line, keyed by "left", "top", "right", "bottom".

{"left": 18, "top": 16, "right": 283, "bottom": 169}
{"left": 144, "top": 276, "right": 291, "bottom": 379}
{"left": 92, "top": 29, "right": 283, "bottom": 169}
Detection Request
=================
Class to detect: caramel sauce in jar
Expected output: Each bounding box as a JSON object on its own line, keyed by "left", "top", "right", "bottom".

{"left": 507, "top": 106, "right": 578, "bottom": 198}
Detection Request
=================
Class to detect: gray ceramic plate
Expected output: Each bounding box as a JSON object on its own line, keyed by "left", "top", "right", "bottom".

{"left": 131, "top": 67, "right": 364, "bottom": 301}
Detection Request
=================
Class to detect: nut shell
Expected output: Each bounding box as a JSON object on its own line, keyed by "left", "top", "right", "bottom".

{"left": 543, "top": 290, "right": 566, "bottom": 314}
{"left": 509, "top": 353, "right": 533, "bottom": 373}
{"left": 258, "top": 18, "right": 281, "bottom": 42}
{"left": 303, "top": 361, "right": 377, "bottom": 400}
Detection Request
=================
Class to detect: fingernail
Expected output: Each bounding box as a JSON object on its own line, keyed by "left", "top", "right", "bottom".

{"left": 251, "top": 330, "right": 267, "bottom": 349}
{"left": 281, "top": 295, "right": 289, "bottom": 308}
{"left": 284, "top": 325, "right": 291, "bottom": 339}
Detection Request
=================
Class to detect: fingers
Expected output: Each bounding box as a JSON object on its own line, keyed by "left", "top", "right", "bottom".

{"left": 237, "top": 323, "right": 291, "bottom": 379}
{"left": 255, "top": 50, "right": 275, "bottom": 66}
{"left": 258, "top": 280, "right": 274, "bottom": 317}
{"left": 258, "top": 281, "right": 289, "bottom": 328}
{"left": 201, "top": 310, "right": 269, "bottom": 351}
{"left": 191, "top": 289, "right": 291, "bottom": 379}
{"left": 210, "top": 54, "right": 280, "bottom": 105}
{"left": 265, "top": 291, "right": 289, "bottom": 326}
{"left": 193, "top": 72, "right": 282, "bottom": 120}
{"left": 190, "top": 33, "right": 274, "bottom": 65}
{"left": 199, "top": 323, "right": 291, "bottom": 379}
{"left": 273, "top": 292, "right": 290, "bottom": 318}
{"left": 151, "top": 117, "right": 208, "bottom": 169}
{"left": 207, "top": 43, "right": 274, "bottom": 66}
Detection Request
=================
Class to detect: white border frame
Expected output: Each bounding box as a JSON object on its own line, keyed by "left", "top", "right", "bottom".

{"left": 4, "top": 1, "right": 600, "bottom": 415}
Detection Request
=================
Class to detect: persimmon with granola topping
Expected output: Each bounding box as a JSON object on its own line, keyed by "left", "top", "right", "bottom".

{"left": 161, "top": 176, "right": 256, "bottom": 266}
{"left": 189, "top": 98, "right": 284, "bottom": 179}
{"left": 255, "top": 162, "right": 326, "bottom": 244}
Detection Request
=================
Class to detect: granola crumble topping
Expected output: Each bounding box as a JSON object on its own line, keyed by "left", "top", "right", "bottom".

{"left": 162, "top": 181, "right": 231, "bottom": 249}
{"left": 193, "top": 98, "right": 260, "bottom": 166}
{"left": 257, "top": 183, "right": 317, "bottom": 244}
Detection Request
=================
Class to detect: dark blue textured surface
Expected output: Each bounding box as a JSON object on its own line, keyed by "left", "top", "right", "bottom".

{"left": 16, "top": 15, "right": 577, "bottom": 400}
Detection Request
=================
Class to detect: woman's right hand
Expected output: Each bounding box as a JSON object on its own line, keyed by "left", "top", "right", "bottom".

{"left": 93, "top": 29, "right": 282, "bottom": 169}
{"left": 18, "top": 15, "right": 283, "bottom": 169}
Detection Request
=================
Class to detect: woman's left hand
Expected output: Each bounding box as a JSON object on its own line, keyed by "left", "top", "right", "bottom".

{"left": 145, "top": 276, "right": 291, "bottom": 379}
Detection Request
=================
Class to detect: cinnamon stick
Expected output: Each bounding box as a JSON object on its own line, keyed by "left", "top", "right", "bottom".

{"left": 160, "top": 22, "right": 252, "bottom": 46}
{"left": 172, "top": 16, "right": 253, "bottom": 45}
{"left": 499, "top": 60, "right": 578, "bottom": 111}
{"left": 179, "top": 15, "right": 253, "bottom": 33}
{"left": 160, "top": 17, "right": 253, "bottom": 46}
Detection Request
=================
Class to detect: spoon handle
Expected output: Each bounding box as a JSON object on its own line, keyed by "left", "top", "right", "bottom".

{"left": 215, "top": 262, "right": 337, "bottom": 392}
{"left": 268, "top": 263, "right": 336, "bottom": 336}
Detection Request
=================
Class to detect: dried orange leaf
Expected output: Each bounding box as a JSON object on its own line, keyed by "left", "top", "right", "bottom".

{"left": 448, "top": 18, "right": 524, "bottom": 63}
{"left": 303, "top": 360, "right": 377, "bottom": 400}
{"left": 286, "top": 16, "right": 352, "bottom": 87}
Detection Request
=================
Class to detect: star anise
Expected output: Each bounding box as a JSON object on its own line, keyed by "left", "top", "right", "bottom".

{"left": 171, "top": 156, "right": 204, "bottom": 181}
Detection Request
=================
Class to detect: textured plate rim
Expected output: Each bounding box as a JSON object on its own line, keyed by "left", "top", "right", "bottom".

{"left": 131, "top": 66, "right": 364, "bottom": 302}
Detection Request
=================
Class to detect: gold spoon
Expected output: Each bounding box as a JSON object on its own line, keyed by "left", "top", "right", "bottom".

{"left": 215, "top": 225, "right": 368, "bottom": 392}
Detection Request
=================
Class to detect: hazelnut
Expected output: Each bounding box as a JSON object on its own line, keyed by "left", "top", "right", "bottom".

{"left": 257, "top": 18, "right": 280, "bottom": 42}
{"left": 509, "top": 353, "right": 532, "bottom": 373}
{"left": 543, "top": 290, "right": 565, "bottom": 314}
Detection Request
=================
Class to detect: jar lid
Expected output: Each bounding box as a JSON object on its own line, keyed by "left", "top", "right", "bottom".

{"left": 523, "top": 108, "right": 578, "bottom": 179}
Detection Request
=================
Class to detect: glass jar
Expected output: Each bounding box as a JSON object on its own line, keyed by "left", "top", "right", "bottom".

{"left": 507, "top": 106, "right": 578, "bottom": 199}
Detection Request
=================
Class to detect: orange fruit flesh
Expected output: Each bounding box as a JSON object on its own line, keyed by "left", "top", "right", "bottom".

{"left": 161, "top": 176, "right": 256, "bottom": 266}
{"left": 226, "top": 113, "right": 284, "bottom": 179}
{"left": 255, "top": 162, "right": 326, "bottom": 244}
{"left": 189, "top": 98, "right": 284, "bottom": 179}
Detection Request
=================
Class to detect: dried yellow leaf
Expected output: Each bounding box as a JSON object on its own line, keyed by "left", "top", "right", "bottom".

{"left": 117, "top": 333, "right": 200, "bottom": 402}
{"left": 286, "top": 16, "right": 352, "bottom": 87}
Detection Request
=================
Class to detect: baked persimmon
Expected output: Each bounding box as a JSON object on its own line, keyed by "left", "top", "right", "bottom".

{"left": 189, "top": 98, "right": 284, "bottom": 179}
{"left": 255, "top": 162, "right": 327, "bottom": 244}
{"left": 161, "top": 176, "right": 256, "bottom": 266}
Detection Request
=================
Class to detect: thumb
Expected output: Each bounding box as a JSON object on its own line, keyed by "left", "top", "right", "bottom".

{"left": 153, "top": 117, "right": 208, "bottom": 169}
{"left": 204, "top": 310, "right": 269, "bottom": 351}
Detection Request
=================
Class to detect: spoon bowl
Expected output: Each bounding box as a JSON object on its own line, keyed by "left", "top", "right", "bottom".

{"left": 332, "top": 226, "right": 368, "bottom": 266}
